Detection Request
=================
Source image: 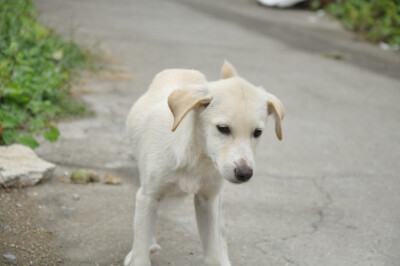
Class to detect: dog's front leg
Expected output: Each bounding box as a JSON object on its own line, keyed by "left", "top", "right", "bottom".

{"left": 195, "top": 191, "right": 231, "bottom": 266}
{"left": 124, "top": 187, "right": 159, "bottom": 266}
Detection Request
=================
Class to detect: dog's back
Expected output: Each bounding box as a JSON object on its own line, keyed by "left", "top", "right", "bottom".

{"left": 126, "top": 69, "right": 207, "bottom": 159}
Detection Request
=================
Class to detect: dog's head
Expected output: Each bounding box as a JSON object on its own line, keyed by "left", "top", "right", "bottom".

{"left": 168, "top": 61, "right": 284, "bottom": 184}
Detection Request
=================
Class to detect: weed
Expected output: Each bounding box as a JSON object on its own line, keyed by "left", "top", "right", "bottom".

{"left": 0, "top": 0, "right": 90, "bottom": 148}
{"left": 323, "top": 0, "right": 400, "bottom": 47}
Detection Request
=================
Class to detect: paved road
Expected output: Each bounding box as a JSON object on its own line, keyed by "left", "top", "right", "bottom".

{"left": 29, "top": 0, "right": 400, "bottom": 265}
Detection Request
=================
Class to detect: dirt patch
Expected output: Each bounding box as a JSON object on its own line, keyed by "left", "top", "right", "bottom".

{"left": 0, "top": 188, "right": 62, "bottom": 265}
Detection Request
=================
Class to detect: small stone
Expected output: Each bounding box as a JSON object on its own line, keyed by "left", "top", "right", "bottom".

{"left": 60, "top": 205, "right": 76, "bottom": 211}
{"left": 379, "top": 41, "right": 390, "bottom": 51}
{"left": 16, "top": 203, "right": 22, "bottom": 208}
{"left": 72, "top": 194, "right": 80, "bottom": 200}
{"left": 56, "top": 257, "right": 63, "bottom": 263}
{"left": 21, "top": 247, "right": 33, "bottom": 253}
{"left": 3, "top": 225, "right": 9, "bottom": 231}
{"left": 316, "top": 10, "right": 325, "bottom": 17}
{"left": 103, "top": 173, "right": 121, "bottom": 185}
{"left": 3, "top": 253, "right": 16, "bottom": 261}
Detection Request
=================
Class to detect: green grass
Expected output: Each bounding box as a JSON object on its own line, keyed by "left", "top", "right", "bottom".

{"left": 323, "top": 0, "right": 400, "bottom": 47}
{"left": 0, "top": 0, "right": 90, "bottom": 148}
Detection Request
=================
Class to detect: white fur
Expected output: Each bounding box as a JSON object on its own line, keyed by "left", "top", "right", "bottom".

{"left": 124, "top": 62, "right": 284, "bottom": 266}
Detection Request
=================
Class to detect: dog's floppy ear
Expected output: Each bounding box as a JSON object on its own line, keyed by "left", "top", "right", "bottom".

{"left": 266, "top": 92, "right": 285, "bottom": 140}
{"left": 168, "top": 86, "right": 212, "bottom": 131}
{"left": 221, "top": 60, "right": 237, "bottom": 79}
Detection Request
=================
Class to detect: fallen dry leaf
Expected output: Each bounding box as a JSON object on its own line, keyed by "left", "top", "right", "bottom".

{"left": 59, "top": 176, "right": 70, "bottom": 183}
{"left": 98, "top": 71, "right": 132, "bottom": 81}
{"left": 103, "top": 173, "right": 121, "bottom": 185}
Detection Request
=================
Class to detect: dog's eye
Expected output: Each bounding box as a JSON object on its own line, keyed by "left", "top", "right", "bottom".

{"left": 253, "top": 129, "right": 262, "bottom": 138}
{"left": 217, "top": 125, "right": 231, "bottom": 135}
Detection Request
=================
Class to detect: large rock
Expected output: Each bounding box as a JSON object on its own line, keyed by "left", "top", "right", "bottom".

{"left": 0, "top": 144, "right": 55, "bottom": 187}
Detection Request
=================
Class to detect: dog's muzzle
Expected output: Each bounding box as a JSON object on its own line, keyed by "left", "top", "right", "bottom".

{"left": 234, "top": 165, "right": 253, "bottom": 183}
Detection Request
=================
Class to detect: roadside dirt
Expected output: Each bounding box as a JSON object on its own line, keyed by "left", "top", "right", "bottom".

{"left": 0, "top": 188, "right": 61, "bottom": 265}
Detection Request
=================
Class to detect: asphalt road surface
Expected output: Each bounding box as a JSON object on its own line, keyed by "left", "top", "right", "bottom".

{"left": 3, "top": 0, "right": 399, "bottom": 265}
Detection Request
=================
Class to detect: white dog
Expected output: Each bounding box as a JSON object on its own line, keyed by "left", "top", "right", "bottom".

{"left": 124, "top": 61, "right": 284, "bottom": 266}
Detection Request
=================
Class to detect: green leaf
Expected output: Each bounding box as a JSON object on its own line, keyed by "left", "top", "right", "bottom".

{"left": 43, "top": 127, "right": 60, "bottom": 142}
{"left": 17, "top": 135, "right": 39, "bottom": 149}
{"left": 9, "top": 41, "right": 18, "bottom": 54}
{"left": 1, "top": 113, "right": 21, "bottom": 128}
{"left": 2, "top": 129, "right": 19, "bottom": 145}
{"left": 16, "top": 94, "right": 31, "bottom": 104}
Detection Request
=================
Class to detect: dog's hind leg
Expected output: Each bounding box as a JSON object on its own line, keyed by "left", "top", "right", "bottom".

{"left": 124, "top": 187, "right": 160, "bottom": 266}
{"left": 195, "top": 185, "right": 231, "bottom": 266}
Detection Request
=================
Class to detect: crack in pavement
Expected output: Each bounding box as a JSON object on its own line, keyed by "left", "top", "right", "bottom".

{"left": 311, "top": 177, "right": 333, "bottom": 233}
{"left": 283, "top": 255, "right": 301, "bottom": 266}
{"left": 255, "top": 240, "right": 301, "bottom": 266}
{"left": 272, "top": 177, "right": 334, "bottom": 242}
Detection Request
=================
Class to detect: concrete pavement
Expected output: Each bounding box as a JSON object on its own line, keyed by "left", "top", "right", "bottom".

{"left": 19, "top": 0, "right": 400, "bottom": 265}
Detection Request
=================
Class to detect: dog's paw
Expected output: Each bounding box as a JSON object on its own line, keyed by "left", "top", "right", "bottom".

{"left": 124, "top": 251, "right": 134, "bottom": 266}
{"left": 124, "top": 251, "right": 151, "bottom": 266}
{"left": 204, "top": 257, "right": 232, "bottom": 266}
{"left": 149, "top": 242, "right": 162, "bottom": 254}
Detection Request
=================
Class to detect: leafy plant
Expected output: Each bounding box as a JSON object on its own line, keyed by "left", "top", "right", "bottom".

{"left": 0, "top": 0, "right": 89, "bottom": 148}
{"left": 325, "top": 0, "right": 400, "bottom": 47}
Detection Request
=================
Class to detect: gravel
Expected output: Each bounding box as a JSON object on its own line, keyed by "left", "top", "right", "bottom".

{"left": 0, "top": 189, "right": 61, "bottom": 265}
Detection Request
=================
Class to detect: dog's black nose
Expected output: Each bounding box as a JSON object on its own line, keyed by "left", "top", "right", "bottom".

{"left": 234, "top": 166, "right": 253, "bottom": 182}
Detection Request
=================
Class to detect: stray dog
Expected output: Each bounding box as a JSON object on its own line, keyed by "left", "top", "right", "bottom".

{"left": 124, "top": 61, "right": 284, "bottom": 266}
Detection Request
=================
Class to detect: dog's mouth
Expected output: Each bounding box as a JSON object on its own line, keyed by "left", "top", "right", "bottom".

{"left": 226, "top": 178, "right": 248, "bottom": 184}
